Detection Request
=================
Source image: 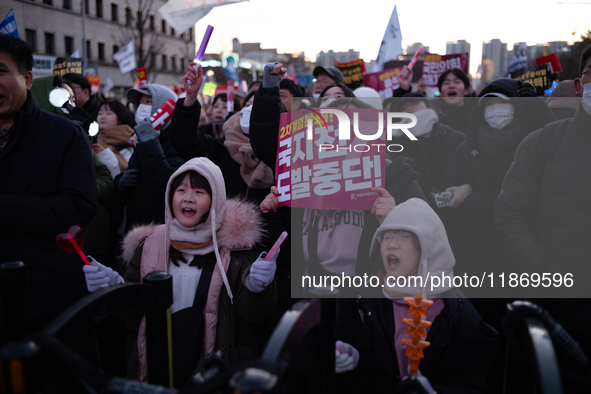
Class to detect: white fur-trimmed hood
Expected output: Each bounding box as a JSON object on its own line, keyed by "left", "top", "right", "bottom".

{"left": 121, "top": 198, "right": 265, "bottom": 264}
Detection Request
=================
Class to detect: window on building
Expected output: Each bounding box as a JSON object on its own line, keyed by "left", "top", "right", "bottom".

{"left": 180, "top": 58, "right": 185, "bottom": 71}
{"left": 96, "top": 0, "right": 103, "bottom": 18}
{"left": 170, "top": 27, "right": 175, "bottom": 36}
{"left": 180, "top": 32, "right": 184, "bottom": 40}
{"left": 161, "top": 19, "right": 166, "bottom": 34}
{"left": 64, "top": 36, "right": 73, "bottom": 55}
{"left": 125, "top": 7, "right": 132, "bottom": 26}
{"left": 188, "top": 28, "right": 192, "bottom": 40}
{"left": 63, "top": 0, "right": 71, "bottom": 10}
{"left": 43, "top": 0, "right": 53, "bottom": 6}
{"left": 98, "top": 42, "right": 105, "bottom": 61}
{"left": 136, "top": 10, "right": 142, "bottom": 25}
{"left": 84, "top": 0, "right": 89, "bottom": 14}
{"left": 161, "top": 54, "right": 167, "bottom": 70}
{"left": 86, "top": 40, "right": 91, "bottom": 59}
{"left": 149, "top": 15, "right": 154, "bottom": 31}
{"left": 111, "top": 3, "right": 118, "bottom": 22}
{"left": 171, "top": 56, "right": 176, "bottom": 71}
{"left": 45, "top": 33, "right": 55, "bottom": 55}
{"left": 25, "top": 29, "right": 37, "bottom": 52}
{"left": 113, "top": 45, "right": 120, "bottom": 62}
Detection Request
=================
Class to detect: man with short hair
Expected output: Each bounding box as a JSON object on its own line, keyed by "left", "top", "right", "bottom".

{"left": 63, "top": 72, "right": 104, "bottom": 118}
{"left": 312, "top": 66, "right": 345, "bottom": 97}
{"left": 495, "top": 45, "right": 591, "bottom": 367}
{"left": 0, "top": 35, "right": 98, "bottom": 335}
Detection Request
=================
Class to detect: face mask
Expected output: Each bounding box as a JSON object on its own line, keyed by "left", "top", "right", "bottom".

{"left": 240, "top": 105, "right": 252, "bottom": 134}
{"left": 484, "top": 103, "right": 515, "bottom": 129}
{"left": 319, "top": 98, "right": 335, "bottom": 108}
{"left": 135, "top": 103, "right": 153, "bottom": 124}
{"left": 583, "top": 83, "right": 591, "bottom": 116}
{"left": 313, "top": 93, "right": 320, "bottom": 98}
{"left": 407, "top": 108, "right": 438, "bottom": 137}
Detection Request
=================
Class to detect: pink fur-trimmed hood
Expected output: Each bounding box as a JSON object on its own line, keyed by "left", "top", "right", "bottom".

{"left": 121, "top": 198, "right": 264, "bottom": 263}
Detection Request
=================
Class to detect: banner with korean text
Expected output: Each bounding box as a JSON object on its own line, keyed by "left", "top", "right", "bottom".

{"left": 362, "top": 67, "right": 403, "bottom": 98}
{"left": 422, "top": 52, "right": 468, "bottom": 88}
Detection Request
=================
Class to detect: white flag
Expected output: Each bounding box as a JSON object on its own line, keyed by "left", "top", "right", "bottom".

{"left": 103, "top": 78, "right": 115, "bottom": 96}
{"left": 159, "top": 0, "right": 246, "bottom": 34}
{"left": 71, "top": 48, "right": 80, "bottom": 57}
{"left": 507, "top": 42, "right": 527, "bottom": 75}
{"left": 113, "top": 40, "right": 137, "bottom": 74}
{"left": 373, "top": 5, "right": 403, "bottom": 73}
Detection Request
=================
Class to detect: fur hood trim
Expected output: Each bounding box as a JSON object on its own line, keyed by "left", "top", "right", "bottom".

{"left": 121, "top": 198, "right": 264, "bottom": 263}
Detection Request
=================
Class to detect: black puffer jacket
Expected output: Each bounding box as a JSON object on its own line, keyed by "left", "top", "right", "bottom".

{"left": 343, "top": 292, "right": 500, "bottom": 394}
{"left": 167, "top": 98, "right": 270, "bottom": 204}
{"left": 0, "top": 92, "right": 98, "bottom": 328}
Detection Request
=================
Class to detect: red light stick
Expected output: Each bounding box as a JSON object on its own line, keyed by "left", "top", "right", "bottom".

{"left": 56, "top": 226, "right": 91, "bottom": 265}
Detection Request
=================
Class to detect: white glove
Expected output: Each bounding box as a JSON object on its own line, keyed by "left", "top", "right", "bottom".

{"left": 83, "top": 256, "right": 123, "bottom": 292}
{"left": 246, "top": 249, "right": 279, "bottom": 293}
{"left": 335, "top": 340, "right": 359, "bottom": 373}
{"left": 404, "top": 368, "right": 436, "bottom": 394}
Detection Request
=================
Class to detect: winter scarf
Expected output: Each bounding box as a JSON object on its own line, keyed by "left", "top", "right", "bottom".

{"left": 223, "top": 112, "right": 275, "bottom": 189}
{"left": 97, "top": 124, "right": 134, "bottom": 173}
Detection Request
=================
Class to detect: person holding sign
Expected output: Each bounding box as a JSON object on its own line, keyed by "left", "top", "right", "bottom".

{"left": 333, "top": 199, "right": 499, "bottom": 393}
{"left": 82, "top": 157, "right": 277, "bottom": 388}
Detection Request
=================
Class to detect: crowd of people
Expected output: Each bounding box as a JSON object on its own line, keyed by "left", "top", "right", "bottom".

{"left": 1, "top": 31, "right": 591, "bottom": 393}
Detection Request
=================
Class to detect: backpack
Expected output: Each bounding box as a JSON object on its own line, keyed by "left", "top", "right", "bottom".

{"left": 533, "top": 118, "right": 570, "bottom": 180}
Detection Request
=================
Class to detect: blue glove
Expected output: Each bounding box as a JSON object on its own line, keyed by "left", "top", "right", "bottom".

{"left": 83, "top": 256, "right": 123, "bottom": 292}
{"left": 135, "top": 117, "right": 160, "bottom": 142}
{"left": 116, "top": 169, "right": 141, "bottom": 191}
{"left": 263, "top": 63, "right": 282, "bottom": 88}
{"left": 246, "top": 248, "right": 279, "bottom": 292}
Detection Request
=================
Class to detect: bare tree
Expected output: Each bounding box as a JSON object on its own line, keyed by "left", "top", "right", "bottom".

{"left": 113, "top": 0, "right": 165, "bottom": 82}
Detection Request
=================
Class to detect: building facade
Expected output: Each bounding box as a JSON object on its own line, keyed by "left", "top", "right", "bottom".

{"left": 3, "top": 0, "right": 195, "bottom": 99}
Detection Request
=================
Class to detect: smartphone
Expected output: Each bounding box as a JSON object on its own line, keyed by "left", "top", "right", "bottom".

{"left": 433, "top": 191, "right": 454, "bottom": 208}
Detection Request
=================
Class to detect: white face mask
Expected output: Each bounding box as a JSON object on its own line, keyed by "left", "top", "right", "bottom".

{"left": 393, "top": 108, "right": 438, "bottom": 138}
{"left": 319, "top": 98, "right": 335, "bottom": 108}
{"left": 240, "top": 105, "right": 252, "bottom": 134}
{"left": 582, "top": 83, "right": 591, "bottom": 116}
{"left": 135, "top": 103, "right": 153, "bottom": 124}
{"left": 484, "top": 103, "right": 515, "bottom": 129}
{"left": 313, "top": 93, "right": 320, "bottom": 98}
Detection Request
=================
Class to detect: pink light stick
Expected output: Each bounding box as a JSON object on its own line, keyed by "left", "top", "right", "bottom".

{"left": 264, "top": 231, "right": 288, "bottom": 261}
{"left": 400, "top": 46, "right": 424, "bottom": 81}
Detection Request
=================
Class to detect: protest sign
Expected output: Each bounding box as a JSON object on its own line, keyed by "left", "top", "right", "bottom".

{"left": 85, "top": 75, "right": 100, "bottom": 94}
{"left": 334, "top": 58, "right": 365, "bottom": 90}
{"left": 511, "top": 64, "right": 550, "bottom": 94}
{"left": 113, "top": 41, "right": 136, "bottom": 74}
{"left": 52, "top": 57, "right": 83, "bottom": 76}
{"left": 32, "top": 54, "right": 56, "bottom": 75}
{"left": 422, "top": 52, "right": 468, "bottom": 88}
{"left": 275, "top": 108, "right": 386, "bottom": 210}
{"left": 536, "top": 52, "right": 562, "bottom": 74}
{"left": 363, "top": 67, "right": 403, "bottom": 98}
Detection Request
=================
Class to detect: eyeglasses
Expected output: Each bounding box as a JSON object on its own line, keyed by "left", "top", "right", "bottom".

{"left": 377, "top": 230, "right": 414, "bottom": 246}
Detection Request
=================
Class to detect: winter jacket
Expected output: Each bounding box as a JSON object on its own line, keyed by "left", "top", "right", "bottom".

{"left": 116, "top": 85, "right": 184, "bottom": 230}
{"left": 345, "top": 294, "right": 500, "bottom": 394}
{"left": 30, "top": 75, "right": 67, "bottom": 117}
{"left": 390, "top": 122, "right": 465, "bottom": 206}
{"left": 440, "top": 82, "right": 555, "bottom": 273}
{"left": 431, "top": 99, "right": 477, "bottom": 135}
{"left": 121, "top": 198, "right": 276, "bottom": 382}
{"left": 0, "top": 91, "right": 97, "bottom": 327}
{"left": 167, "top": 98, "right": 271, "bottom": 204}
{"left": 83, "top": 93, "right": 104, "bottom": 120}
{"left": 494, "top": 104, "right": 591, "bottom": 354}
{"left": 84, "top": 153, "right": 114, "bottom": 257}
